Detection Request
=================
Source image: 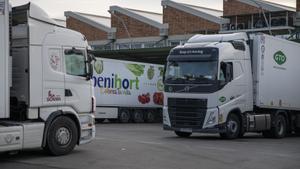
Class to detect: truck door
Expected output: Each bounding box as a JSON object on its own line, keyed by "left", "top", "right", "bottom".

{"left": 42, "top": 47, "right": 65, "bottom": 106}
{"left": 63, "top": 47, "right": 92, "bottom": 114}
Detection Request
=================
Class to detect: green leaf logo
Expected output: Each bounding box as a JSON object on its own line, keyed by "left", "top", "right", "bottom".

{"left": 219, "top": 96, "right": 226, "bottom": 103}
{"left": 274, "top": 51, "right": 286, "bottom": 65}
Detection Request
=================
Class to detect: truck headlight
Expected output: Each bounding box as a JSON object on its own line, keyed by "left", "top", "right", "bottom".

{"left": 206, "top": 112, "right": 216, "bottom": 125}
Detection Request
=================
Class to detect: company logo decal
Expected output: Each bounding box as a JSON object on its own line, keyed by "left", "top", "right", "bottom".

{"left": 274, "top": 51, "right": 286, "bottom": 65}
{"left": 219, "top": 96, "right": 226, "bottom": 103}
{"left": 47, "top": 90, "right": 62, "bottom": 102}
{"left": 4, "top": 134, "right": 13, "bottom": 144}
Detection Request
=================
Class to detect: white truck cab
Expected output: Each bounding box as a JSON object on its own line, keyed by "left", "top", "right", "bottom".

{"left": 0, "top": 0, "right": 95, "bottom": 155}
{"left": 163, "top": 32, "right": 300, "bottom": 139}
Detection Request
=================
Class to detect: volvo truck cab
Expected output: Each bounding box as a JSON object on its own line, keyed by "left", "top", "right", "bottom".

{"left": 163, "top": 33, "right": 300, "bottom": 139}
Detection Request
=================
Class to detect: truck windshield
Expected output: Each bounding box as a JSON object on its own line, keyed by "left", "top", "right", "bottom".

{"left": 165, "top": 61, "right": 218, "bottom": 84}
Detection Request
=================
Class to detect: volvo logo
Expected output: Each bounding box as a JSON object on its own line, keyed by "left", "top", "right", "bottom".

{"left": 168, "top": 86, "right": 173, "bottom": 92}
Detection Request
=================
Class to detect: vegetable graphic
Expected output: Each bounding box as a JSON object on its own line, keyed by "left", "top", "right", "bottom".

{"left": 147, "top": 66, "right": 155, "bottom": 80}
{"left": 94, "top": 60, "right": 104, "bottom": 74}
{"left": 153, "top": 92, "right": 164, "bottom": 105}
{"left": 158, "top": 67, "right": 164, "bottom": 77}
{"left": 138, "top": 93, "right": 151, "bottom": 104}
{"left": 157, "top": 79, "right": 164, "bottom": 91}
{"left": 126, "top": 64, "right": 145, "bottom": 77}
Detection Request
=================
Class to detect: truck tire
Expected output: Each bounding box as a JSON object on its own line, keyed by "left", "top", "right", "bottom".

{"left": 220, "top": 114, "right": 240, "bottom": 139}
{"left": 45, "top": 116, "right": 78, "bottom": 156}
{"left": 119, "top": 109, "right": 130, "bottom": 123}
{"left": 175, "top": 131, "right": 192, "bottom": 138}
{"left": 263, "top": 114, "right": 286, "bottom": 138}
{"left": 133, "top": 110, "right": 144, "bottom": 123}
{"left": 145, "top": 111, "right": 156, "bottom": 123}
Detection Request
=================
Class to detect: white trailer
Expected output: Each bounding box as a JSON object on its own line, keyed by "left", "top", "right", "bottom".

{"left": 0, "top": 0, "right": 95, "bottom": 155}
{"left": 93, "top": 58, "right": 164, "bottom": 123}
{"left": 163, "top": 32, "right": 300, "bottom": 139}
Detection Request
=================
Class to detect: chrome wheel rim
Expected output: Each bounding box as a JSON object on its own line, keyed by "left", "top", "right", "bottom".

{"left": 56, "top": 127, "right": 71, "bottom": 146}
{"left": 227, "top": 120, "right": 238, "bottom": 133}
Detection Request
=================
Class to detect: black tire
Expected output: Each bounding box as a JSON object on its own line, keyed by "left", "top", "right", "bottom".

{"left": 145, "top": 111, "right": 156, "bottom": 123}
{"left": 263, "top": 114, "right": 286, "bottom": 139}
{"left": 45, "top": 116, "right": 78, "bottom": 156}
{"left": 119, "top": 109, "right": 130, "bottom": 123}
{"left": 175, "top": 131, "right": 192, "bottom": 138}
{"left": 95, "top": 119, "right": 105, "bottom": 123}
{"left": 220, "top": 114, "right": 240, "bottom": 139}
{"left": 133, "top": 110, "right": 144, "bottom": 123}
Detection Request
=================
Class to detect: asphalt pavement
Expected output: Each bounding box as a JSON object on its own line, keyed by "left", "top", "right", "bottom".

{"left": 1, "top": 123, "right": 300, "bottom": 169}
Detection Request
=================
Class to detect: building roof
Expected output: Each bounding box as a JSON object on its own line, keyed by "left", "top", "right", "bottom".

{"left": 161, "top": 0, "right": 229, "bottom": 25}
{"left": 126, "top": 8, "right": 163, "bottom": 23}
{"left": 182, "top": 4, "right": 223, "bottom": 17}
{"left": 109, "top": 6, "right": 168, "bottom": 29}
{"left": 238, "top": 0, "right": 296, "bottom": 12}
{"left": 64, "top": 11, "right": 116, "bottom": 33}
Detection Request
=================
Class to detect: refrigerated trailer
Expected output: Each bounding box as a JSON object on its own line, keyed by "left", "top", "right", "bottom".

{"left": 93, "top": 58, "right": 164, "bottom": 123}
{"left": 0, "top": 0, "right": 95, "bottom": 155}
{"left": 163, "top": 32, "right": 300, "bottom": 139}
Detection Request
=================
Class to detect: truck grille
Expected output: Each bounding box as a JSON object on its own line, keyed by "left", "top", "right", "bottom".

{"left": 168, "top": 98, "right": 207, "bottom": 129}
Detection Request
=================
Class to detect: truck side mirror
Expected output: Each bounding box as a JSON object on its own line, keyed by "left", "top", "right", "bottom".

{"left": 86, "top": 62, "right": 93, "bottom": 81}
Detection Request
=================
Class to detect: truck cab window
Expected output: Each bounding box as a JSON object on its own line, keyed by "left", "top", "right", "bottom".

{"left": 220, "top": 62, "right": 233, "bottom": 82}
{"left": 65, "top": 49, "right": 86, "bottom": 77}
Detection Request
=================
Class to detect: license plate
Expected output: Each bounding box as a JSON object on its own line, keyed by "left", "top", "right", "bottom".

{"left": 179, "top": 128, "right": 192, "bottom": 133}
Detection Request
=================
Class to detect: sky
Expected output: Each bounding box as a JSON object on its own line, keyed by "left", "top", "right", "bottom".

{"left": 10, "top": 0, "right": 296, "bottom": 19}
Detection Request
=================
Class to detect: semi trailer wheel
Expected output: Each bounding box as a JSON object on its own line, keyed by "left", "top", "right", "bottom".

{"left": 175, "top": 131, "right": 192, "bottom": 138}
{"left": 119, "top": 109, "right": 130, "bottom": 123}
{"left": 263, "top": 114, "right": 287, "bottom": 138}
{"left": 220, "top": 114, "right": 240, "bottom": 139}
{"left": 145, "top": 111, "right": 156, "bottom": 123}
{"left": 45, "top": 116, "right": 78, "bottom": 156}
{"left": 133, "top": 110, "right": 144, "bottom": 123}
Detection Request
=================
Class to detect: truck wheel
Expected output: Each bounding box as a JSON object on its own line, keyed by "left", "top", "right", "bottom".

{"left": 145, "top": 111, "right": 156, "bottom": 123}
{"left": 175, "top": 131, "right": 192, "bottom": 138}
{"left": 133, "top": 110, "right": 144, "bottom": 123}
{"left": 263, "top": 114, "right": 286, "bottom": 138}
{"left": 119, "top": 109, "right": 130, "bottom": 123}
{"left": 45, "top": 116, "right": 78, "bottom": 156}
{"left": 220, "top": 114, "right": 240, "bottom": 139}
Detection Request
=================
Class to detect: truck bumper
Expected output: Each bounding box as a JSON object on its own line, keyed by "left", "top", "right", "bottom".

{"left": 163, "top": 106, "right": 226, "bottom": 133}
{"left": 78, "top": 114, "right": 96, "bottom": 145}
{"left": 163, "top": 124, "right": 227, "bottom": 133}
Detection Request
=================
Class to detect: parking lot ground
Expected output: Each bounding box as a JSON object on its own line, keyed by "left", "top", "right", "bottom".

{"left": 1, "top": 123, "right": 300, "bottom": 169}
